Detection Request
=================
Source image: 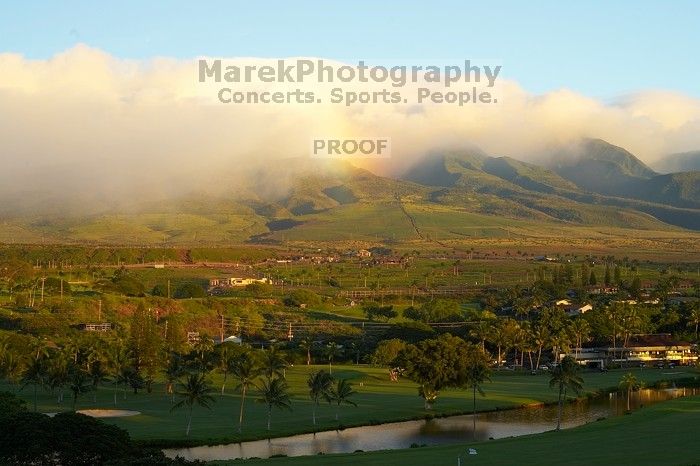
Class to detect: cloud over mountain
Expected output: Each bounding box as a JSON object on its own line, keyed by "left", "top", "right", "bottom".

{"left": 2, "top": 44, "right": 700, "bottom": 205}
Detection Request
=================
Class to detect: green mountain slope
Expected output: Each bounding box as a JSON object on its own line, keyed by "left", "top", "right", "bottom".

{"left": 1, "top": 142, "right": 699, "bottom": 245}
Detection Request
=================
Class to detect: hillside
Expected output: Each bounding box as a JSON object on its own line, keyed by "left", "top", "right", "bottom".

{"left": 1, "top": 141, "right": 700, "bottom": 245}
{"left": 540, "top": 139, "right": 700, "bottom": 210}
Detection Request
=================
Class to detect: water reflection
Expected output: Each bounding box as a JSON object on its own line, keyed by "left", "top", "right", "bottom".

{"left": 165, "top": 387, "right": 698, "bottom": 461}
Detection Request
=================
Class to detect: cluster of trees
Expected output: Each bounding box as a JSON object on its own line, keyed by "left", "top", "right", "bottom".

{"left": 0, "top": 320, "right": 358, "bottom": 437}
{"left": 391, "top": 333, "right": 588, "bottom": 434}
{"left": 0, "top": 391, "right": 201, "bottom": 465}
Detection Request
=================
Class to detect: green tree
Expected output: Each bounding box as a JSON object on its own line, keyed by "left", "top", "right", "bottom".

{"left": 463, "top": 344, "right": 492, "bottom": 440}
{"left": 216, "top": 343, "right": 239, "bottom": 395}
{"left": 580, "top": 262, "right": 590, "bottom": 288}
{"left": 398, "top": 334, "right": 468, "bottom": 409}
{"left": 614, "top": 265, "right": 622, "bottom": 285}
{"left": 325, "top": 342, "right": 341, "bottom": 375}
{"left": 46, "top": 353, "right": 69, "bottom": 404}
{"left": 230, "top": 351, "right": 261, "bottom": 433}
{"left": 128, "top": 304, "right": 162, "bottom": 389}
{"left": 589, "top": 270, "right": 597, "bottom": 286}
{"left": 549, "top": 356, "right": 584, "bottom": 431}
{"left": 21, "top": 357, "right": 47, "bottom": 412}
{"left": 67, "top": 367, "right": 93, "bottom": 411}
{"left": 469, "top": 320, "right": 493, "bottom": 352}
{"left": 364, "top": 304, "right": 398, "bottom": 321}
{"left": 261, "top": 346, "right": 288, "bottom": 382}
{"left": 569, "top": 319, "right": 591, "bottom": 360}
{"left": 326, "top": 378, "right": 357, "bottom": 421}
{"left": 299, "top": 338, "right": 313, "bottom": 365}
{"left": 106, "top": 342, "right": 130, "bottom": 405}
{"left": 687, "top": 306, "right": 700, "bottom": 340}
{"left": 171, "top": 373, "right": 216, "bottom": 436}
{"left": 619, "top": 372, "right": 642, "bottom": 412}
{"left": 370, "top": 339, "right": 407, "bottom": 367}
{"left": 256, "top": 378, "right": 292, "bottom": 431}
{"left": 163, "top": 353, "right": 186, "bottom": 403}
{"left": 307, "top": 369, "right": 333, "bottom": 426}
{"left": 87, "top": 360, "right": 109, "bottom": 403}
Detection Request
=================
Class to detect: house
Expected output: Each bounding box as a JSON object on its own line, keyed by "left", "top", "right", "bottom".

{"left": 209, "top": 277, "right": 271, "bottom": 288}
{"left": 587, "top": 285, "right": 618, "bottom": 295}
{"left": 562, "top": 333, "right": 697, "bottom": 368}
{"left": 675, "top": 280, "right": 697, "bottom": 291}
{"left": 216, "top": 335, "right": 243, "bottom": 345}
{"left": 74, "top": 323, "right": 112, "bottom": 332}
{"left": 228, "top": 277, "right": 271, "bottom": 287}
{"left": 357, "top": 249, "right": 372, "bottom": 258}
{"left": 563, "top": 303, "right": 593, "bottom": 316}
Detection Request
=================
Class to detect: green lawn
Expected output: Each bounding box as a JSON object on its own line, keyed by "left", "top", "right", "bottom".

{"left": 227, "top": 395, "right": 700, "bottom": 466}
{"left": 3, "top": 365, "right": 696, "bottom": 446}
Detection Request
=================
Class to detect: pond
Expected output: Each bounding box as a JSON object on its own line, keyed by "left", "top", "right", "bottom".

{"left": 165, "top": 386, "right": 699, "bottom": 461}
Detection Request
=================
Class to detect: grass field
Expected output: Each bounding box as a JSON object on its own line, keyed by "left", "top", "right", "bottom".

{"left": 3, "top": 365, "right": 696, "bottom": 446}
{"left": 227, "top": 395, "right": 700, "bottom": 466}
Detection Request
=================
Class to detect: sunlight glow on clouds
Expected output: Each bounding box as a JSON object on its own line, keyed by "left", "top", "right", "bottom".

{"left": 1, "top": 44, "right": 700, "bottom": 201}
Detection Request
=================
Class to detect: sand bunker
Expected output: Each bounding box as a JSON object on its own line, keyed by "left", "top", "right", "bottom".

{"left": 77, "top": 409, "right": 140, "bottom": 418}
{"left": 45, "top": 409, "right": 141, "bottom": 418}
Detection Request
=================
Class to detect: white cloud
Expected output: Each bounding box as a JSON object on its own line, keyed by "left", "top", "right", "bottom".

{"left": 1, "top": 44, "right": 700, "bottom": 206}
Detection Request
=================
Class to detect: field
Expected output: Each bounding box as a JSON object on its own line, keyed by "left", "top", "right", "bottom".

{"left": 228, "top": 395, "right": 700, "bottom": 466}
{"left": 2, "top": 365, "right": 696, "bottom": 446}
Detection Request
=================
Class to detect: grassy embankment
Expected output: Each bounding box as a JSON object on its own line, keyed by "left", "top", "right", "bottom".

{"left": 2, "top": 365, "right": 695, "bottom": 447}
{"left": 227, "top": 395, "right": 700, "bottom": 466}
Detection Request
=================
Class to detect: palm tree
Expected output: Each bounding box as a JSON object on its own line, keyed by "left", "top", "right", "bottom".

{"left": 171, "top": 373, "right": 216, "bottom": 436}
{"left": 687, "top": 306, "right": 700, "bottom": 340}
{"left": 299, "top": 338, "right": 313, "bottom": 365}
{"left": 326, "top": 378, "right": 357, "bottom": 422}
{"left": 569, "top": 319, "right": 591, "bottom": 359}
{"left": 216, "top": 344, "right": 236, "bottom": 395}
{"left": 22, "top": 357, "right": 48, "bottom": 412}
{"left": 68, "top": 367, "right": 93, "bottom": 411}
{"left": 464, "top": 346, "right": 491, "bottom": 440}
{"left": 1, "top": 351, "right": 24, "bottom": 391}
{"left": 230, "top": 351, "right": 261, "bottom": 433}
{"left": 469, "top": 320, "right": 492, "bottom": 352}
{"left": 261, "top": 346, "right": 288, "bottom": 382}
{"left": 549, "top": 328, "right": 571, "bottom": 364}
{"left": 88, "top": 360, "right": 109, "bottom": 403}
{"left": 106, "top": 342, "right": 130, "bottom": 406}
{"left": 307, "top": 369, "right": 333, "bottom": 426}
{"left": 46, "top": 354, "right": 69, "bottom": 404}
{"left": 192, "top": 338, "right": 215, "bottom": 374}
{"left": 532, "top": 324, "right": 550, "bottom": 370}
{"left": 325, "top": 342, "right": 341, "bottom": 375}
{"left": 256, "top": 378, "right": 292, "bottom": 431}
{"left": 163, "top": 353, "right": 186, "bottom": 403}
{"left": 549, "top": 356, "right": 584, "bottom": 431}
{"left": 619, "top": 372, "right": 642, "bottom": 411}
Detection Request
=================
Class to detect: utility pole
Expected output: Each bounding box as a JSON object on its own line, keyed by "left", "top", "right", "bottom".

{"left": 167, "top": 280, "right": 171, "bottom": 299}
{"left": 220, "top": 313, "right": 225, "bottom": 343}
{"left": 40, "top": 277, "right": 46, "bottom": 303}
{"left": 98, "top": 299, "right": 102, "bottom": 321}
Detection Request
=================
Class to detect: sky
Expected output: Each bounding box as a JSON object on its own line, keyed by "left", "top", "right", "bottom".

{"left": 1, "top": 0, "right": 699, "bottom": 99}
